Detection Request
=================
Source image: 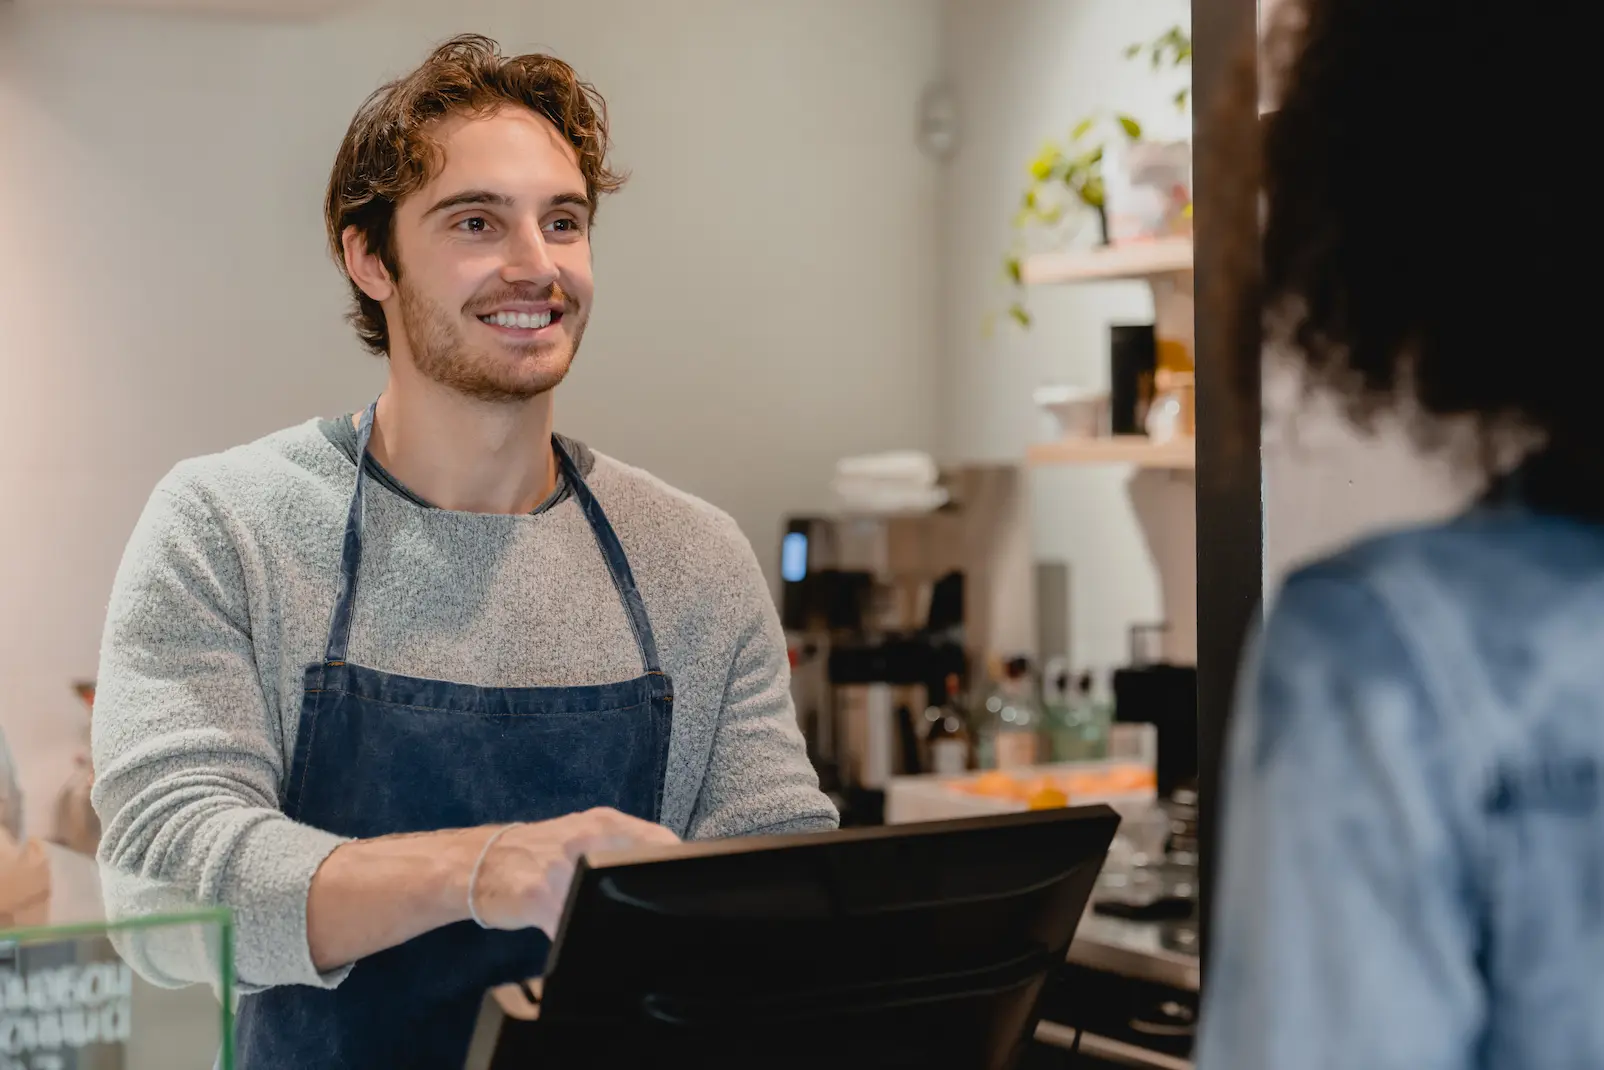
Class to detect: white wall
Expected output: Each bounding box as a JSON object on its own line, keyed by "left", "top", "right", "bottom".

{"left": 939, "top": 0, "right": 1193, "bottom": 673}
{"left": 0, "top": 0, "right": 943, "bottom": 834}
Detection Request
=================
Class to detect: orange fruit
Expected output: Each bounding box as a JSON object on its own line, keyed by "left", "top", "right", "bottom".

{"left": 1027, "top": 786, "right": 1069, "bottom": 810}
{"left": 965, "top": 771, "right": 1021, "bottom": 798}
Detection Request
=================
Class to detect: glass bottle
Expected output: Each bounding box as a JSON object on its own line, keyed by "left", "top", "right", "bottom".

{"left": 923, "top": 673, "right": 973, "bottom": 776}
{"left": 990, "top": 657, "right": 1040, "bottom": 770}
{"left": 1041, "top": 667, "right": 1078, "bottom": 762}
{"left": 973, "top": 656, "right": 1002, "bottom": 770}
{"left": 1081, "top": 671, "right": 1114, "bottom": 760}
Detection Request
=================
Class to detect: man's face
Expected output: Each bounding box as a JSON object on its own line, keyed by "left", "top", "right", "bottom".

{"left": 381, "top": 107, "right": 594, "bottom": 402}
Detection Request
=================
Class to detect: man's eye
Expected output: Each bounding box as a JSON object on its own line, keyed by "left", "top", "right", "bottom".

{"left": 547, "top": 218, "right": 581, "bottom": 234}
{"left": 459, "top": 217, "right": 489, "bottom": 233}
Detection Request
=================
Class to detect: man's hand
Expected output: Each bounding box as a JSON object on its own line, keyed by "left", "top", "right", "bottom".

{"left": 470, "top": 808, "right": 681, "bottom": 933}
{"left": 307, "top": 808, "right": 679, "bottom": 973}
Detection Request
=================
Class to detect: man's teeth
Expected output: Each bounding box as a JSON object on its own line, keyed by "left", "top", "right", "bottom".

{"left": 480, "top": 310, "right": 554, "bottom": 329}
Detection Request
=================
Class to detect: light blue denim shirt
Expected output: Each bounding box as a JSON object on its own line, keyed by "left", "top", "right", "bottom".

{"left": 1197, "top": 502, "right": 1604, "bottom": 1070}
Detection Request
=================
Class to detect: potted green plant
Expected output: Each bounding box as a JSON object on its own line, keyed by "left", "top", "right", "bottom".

{"left": 999, "top": 25, "right": 1192, "bottom": 331}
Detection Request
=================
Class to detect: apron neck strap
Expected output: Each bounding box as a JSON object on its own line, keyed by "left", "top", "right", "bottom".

{"left": 551, "top": 436, "right": 663, "bottom": 676}
{"left": 323, "top": 401, "right": 663, "bottom": 677}
{"left": 323, "top": 402, "right": 377, "bottom": 665}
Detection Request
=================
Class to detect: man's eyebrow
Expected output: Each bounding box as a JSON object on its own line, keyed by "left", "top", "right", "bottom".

{"left": 550, "top": 192, "right": 593, "bottom": 215}
{"left": 422, "top": 189, "right": 593, "bottom": 218}
{"left": 423, "top": 189, "right": 514, "bottom": 217}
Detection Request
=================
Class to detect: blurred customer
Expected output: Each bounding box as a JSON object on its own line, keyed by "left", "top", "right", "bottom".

{"left": 1, "top": 721, "right": 50, "bottom": 928}
{"left": 51, "top": 681, "right": 101, "bottom": 857}
{"left": 0, "top": 830, "right": 50, "bottom": 929}
{"left": 0, "top": 721, "right": 20, "bottom": 842}
{"left": 1198, "top": 3, "right": 1599, "bottom": 1068}
{"left": 51, "top": 749, "right": 99, "bottom": 857}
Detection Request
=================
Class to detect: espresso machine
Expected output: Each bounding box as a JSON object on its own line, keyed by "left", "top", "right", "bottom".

{"left": 780, "top": 465, "right": 1038, "bottom": 825}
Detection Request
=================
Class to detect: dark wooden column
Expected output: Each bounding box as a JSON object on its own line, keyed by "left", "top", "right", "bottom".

{"left": 1190, "top": 0, "right": 1262, "bottom": 974}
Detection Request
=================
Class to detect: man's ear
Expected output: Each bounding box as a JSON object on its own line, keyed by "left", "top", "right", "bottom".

{"left": 342, "top": 226, "right": 396, "bottom": 302}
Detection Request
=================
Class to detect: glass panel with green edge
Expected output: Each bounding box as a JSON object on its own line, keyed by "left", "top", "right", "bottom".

{"left": 0, "top": 909, "right": 233, "bottom": 1070}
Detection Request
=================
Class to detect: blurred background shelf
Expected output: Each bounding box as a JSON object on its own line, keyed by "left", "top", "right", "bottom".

{"left": 1027, "top": 436, "right": 1196, "bottom": 469}
{"left": 1022, "top": 239, "right": 1194, "bottom": 284}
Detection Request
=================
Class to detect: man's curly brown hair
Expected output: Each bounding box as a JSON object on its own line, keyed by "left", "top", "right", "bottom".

{"left": 1227, "top": 1, "right": 1589, "bottom": 513}
{"left": 325, "top": 34, "right": 626, "bottom": 356}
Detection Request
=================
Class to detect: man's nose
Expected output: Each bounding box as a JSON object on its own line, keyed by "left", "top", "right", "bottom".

{"left": 501, "top": 220, "right": 559, "bottom": 288}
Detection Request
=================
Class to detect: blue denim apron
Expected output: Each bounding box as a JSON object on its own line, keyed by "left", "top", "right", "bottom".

{"left": 233, "top": 402, "right": 674, "bottom": 1069}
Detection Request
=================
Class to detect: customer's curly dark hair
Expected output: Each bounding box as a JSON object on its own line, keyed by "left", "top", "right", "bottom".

{"left": 1232, "top": 0, "right": 1593, "bottom": 514}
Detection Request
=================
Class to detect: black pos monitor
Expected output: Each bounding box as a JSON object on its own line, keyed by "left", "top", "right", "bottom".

{"left": 464, "top": 806, "right": 1119, "bottom": 1070}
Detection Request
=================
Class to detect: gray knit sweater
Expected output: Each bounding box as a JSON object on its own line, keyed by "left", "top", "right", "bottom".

{"left": 91, "top": 419, "right": 837, "bottom": 992}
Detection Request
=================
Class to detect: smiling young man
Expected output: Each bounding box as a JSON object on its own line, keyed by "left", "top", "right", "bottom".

{"left": 90, "top": 35, "right": 837, "bottom": 1069}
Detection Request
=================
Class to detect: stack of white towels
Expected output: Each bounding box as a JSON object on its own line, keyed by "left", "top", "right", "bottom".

{"left": 830, "top": 451, "right": 949, "bottom": 514}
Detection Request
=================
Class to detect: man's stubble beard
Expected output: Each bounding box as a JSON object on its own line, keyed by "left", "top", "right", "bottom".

{"left": 395, "top": 275, "right": 586, "bottom": 403}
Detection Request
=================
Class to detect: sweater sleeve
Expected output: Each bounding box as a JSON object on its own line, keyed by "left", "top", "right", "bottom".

{"left": 91, "top": 467, "right": 352, "bottom": 993}
{"left": 685, "top": 528, "right": 839, "bottom": 840}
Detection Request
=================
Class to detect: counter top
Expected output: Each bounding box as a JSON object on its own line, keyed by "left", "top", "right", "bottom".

{"left": 1068, "top": 911, "right": 1200, "bottom": 992}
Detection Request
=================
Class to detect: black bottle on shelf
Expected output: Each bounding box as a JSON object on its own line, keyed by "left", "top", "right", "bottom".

{"left": 1109, "top": 323, "right": 1158, "bottom": 435}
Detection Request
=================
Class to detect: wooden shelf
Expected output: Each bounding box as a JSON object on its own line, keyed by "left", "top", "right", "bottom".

{"left": 1021, "top": 239, "right": 1193, "bottom": 284}
{"left": 1027, "top": 435, "right": 1195, "bottom": 469}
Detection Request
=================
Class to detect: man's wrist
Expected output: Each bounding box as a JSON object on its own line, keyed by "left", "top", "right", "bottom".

{"left": 431, "top": 827, "right": 492, "bottom": 927}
